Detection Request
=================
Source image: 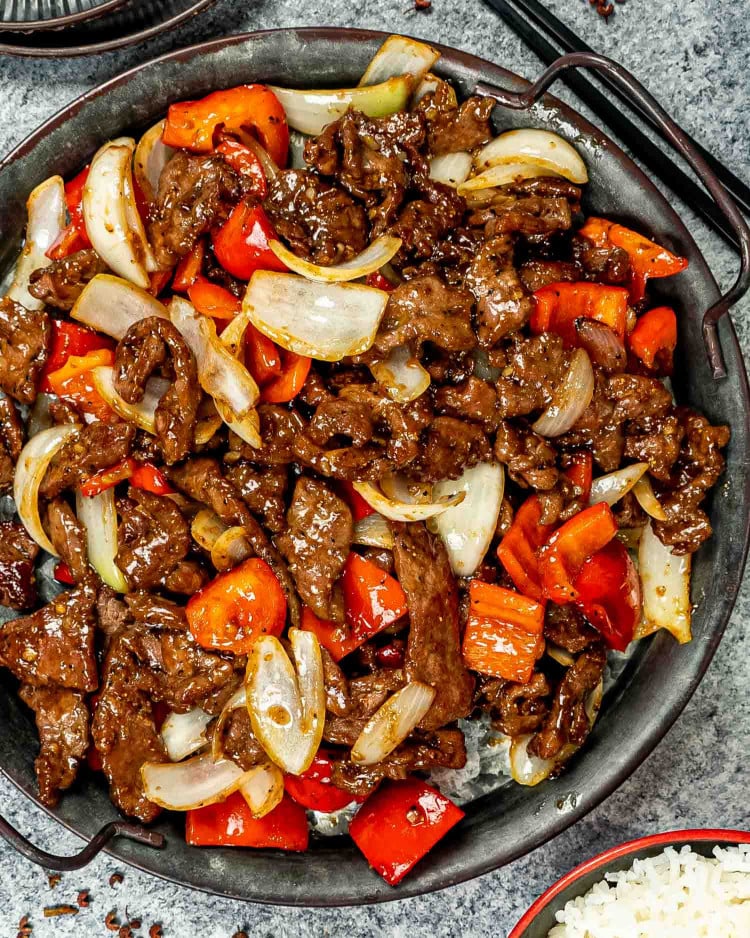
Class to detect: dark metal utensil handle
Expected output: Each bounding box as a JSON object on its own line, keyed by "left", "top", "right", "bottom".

{"left": 476, "top": 51, "right": 750, "bottom": 380}
{"left": 0, "top": 811, "right": 164, "bottom": 871}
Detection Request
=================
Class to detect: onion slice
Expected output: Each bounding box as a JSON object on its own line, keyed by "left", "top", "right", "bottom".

{"left": 457, "top": 160, "right": 561, "bottom": 195}
{"left": 160, "top": 708, "right": 211, "bottom": 762}
{"left": 351, "top": 681, "right": 435, "bottom": 765}
{"left": 244, "top": 271, "right": 389, "bottom": 362}
{"left": 369, "top": 345, "right": 431, "bottom": 403}
{"left": 82, "top": 138, "right": 158, "bottom": 288}
{"left": 531, "top": 348, "right": 594, "bottom": 438}
{"left": 353, "top": 479, "right": 464, "bottom": 522}
{"left": 353, "top": 513, "right": 394, "bottom": 550}
{"left": 359, "top": 35, "right": 440, "bottom": 87}
{"left": 430, "top": 463, "right": 505, "bottom": 577}
{"left": 141, "top": 751, "right": 251, "bottom": 811}
{"left": 210, "top": 525, "right": 253, "bottom": 572}
{"left": 414, "top": 73, "right": 457, "bottom": 106}
{"left": 14, "top": 424, "right": 81, "bottom": 555}
{"left": 269, "top": 76, "right": 412, "bottom": 135}
{"left": 134, "top": 120, "right": 175, "bottom": 206}
{"left": 72, "top": 274, "right": 168, "bottom": 340}
{"left": 191, "top": 509, "right": 228, "bottom": 551}
{"left": 633, "top": 475, "right": 667, "bottom": 521}
{"left": 246, "top": 629, "right": 325, "bottom": 776}
{"left": 636, "top": 521, "right": 691, "bottom": 644}
{"left": 268, "top": 235, "right": 402, "bottom": 283}
{"left": 589, "top": 463, "right": 649, "bottom": 507}
{"left": 474, "top": 129, "right": 589, "bottom": 183}
{"left": 7, "top": 175, "right": 66, "bottom": 311}
{"left": 91, "top": 365, "right": 170, "bottom": 434}
{"left": 429, "top": 152, "right": 473, "bottom": 187}
{"left": 238, "top": 762, "right": 284, "bottom": 819}
{"left": 76, "top": 487, "right": 128, "bottom": 592}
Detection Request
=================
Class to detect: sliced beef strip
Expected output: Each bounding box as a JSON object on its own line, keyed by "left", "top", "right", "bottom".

{"left": 528, "top": 644, "right": 606, "bottom": 761}
{"left": 231, "top": 404, "right": 305, "bottom": 466}
{"left": 277, "top": 477, "right": 353, "bottom": 624}
{"left": 324, "top": 669, "right": 405, "bottom": 746}
{"left": 572, "top": 233, "right": 631, "bottom": 284}
{"left": 544, "top": 604, "right": 599, "bottom": 654}
{"left": 623, "top": 413, "right": 683, "bottom": 481}
{"left": 125, "top": 591, "right": 188, "bottom": 631}
{"left": 557, "top": 372, "right": 624, "bottom": 472}
{"left": 96, "top": 586, "right": 130, "bottom": 639}
{"left": 168, "top": 457, "right": 300, "bottom": 626}
{"left": 224, "top": 462, "right": 288, "bottom": 533}
{"left": 0, "top": 583, "right": 97, "bottom": 691}
{"left": 468, "top": 182, "right": 576, "bottom": 240}
{"left": 607, "top": 374, "right": 672, "bottom": 422}
{"left": 330, "top": 729, "right": 467, "bottom": 799}
{"left": 116, "top": 487, "right": 191, "bottom": 591}
{"left": 155, "top": 631, "right": 237, "bottom": 712}
{"left": 148, "top": 151, "right": 242, "bottom": 267}
{"left": 28, "top": 249, "right": 107, "bottom": 311}
{"left": 412, "top": 416, "right": 491, "bottom": 482}
{"left": 40, "top": 422, "right": 135, "bottom": 499}
{"left": 432, "top": 376, "right": 503, "bottom": 432}
{"left": 374, "top": 274, "right": 475, "bottom": 356}
{"left": 0, "top": 522, "right": 39, "bottom": 610}
{"left": 390, "top": 175, "right": 466, "bottom": 264}
{"left": 264, "top": 169, "right": 368, "bottom": 264}
{"left": 494, "top": 333, "right": 570, "bottom": 419}
{"left": 161, "top": 560, "right": 208, "bottom": 595}
{"left": 0, "top": 297, "right": 50, "bottom": 404}
{"left": 417, "top": 85, "right": 494, "bottom": 156}
{"left": 478, "top": 673, "right": 550, "bottom": 737}
{"left": 306, "top": 398, "right": 374, "bottom": 448}
{"left": 0, "top": 393, "right": 23, "bottom": 493}
{"left": 494, "top": 419, "right": 559, "bottom": 490}
{"left": 114, "top": 317, "right": 199, "bottom": 464}
{"left": 392, "top": 522, "right": 474, "bottom": 729}
{"left": 519, "top": 259, "right": 579, "bottom": 293}
{"left": 210, "top": 707, "right": 266, "bottom": 771}
{"left": 46, "top": 498, "right": 91, "bottom": 585}
{"left": 321, "top": 647, "right": 350, "bottom": 717}
{"left": 18, "top": 686, "right": 89, "bottom": 807}
{"left": 463, "top": 235, "right": 533, "bottom": 346}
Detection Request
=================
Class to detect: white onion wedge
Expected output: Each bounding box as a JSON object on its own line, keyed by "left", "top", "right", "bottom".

{"left": 359, "top": 35, "right": 440, "bottom": 87}
{"left": 82, "top": 138, "right": 156, "bottom": 287}
{"left": 160, "top": 708, "right": 211, "bottom": 762}
{"left": 269, "top": 76, "right": 412, "bottom": 135}
{"left": 353, "top": 480, "right": 464, "bottom": 522}
{"left": 475, "top": 129, "right": 589, "bottom": 183}
{"left": 369, "top": 345, "right": 431, "bottom": 403}
{"left": 14, "top": 424, "right": 81, "bottom": 555}
{"left": 532, "top": 348, "right": 594, "bottom": 438}
{"left": 431, "top": 463, "right": 505, "bottom": 577}
{"left": 244, "top": 271, "right": 389, "bottom": 362}
{"left": 414, "top": 73, "right": 457, "bottom": 106}
{"left": 211, "top": 525, "right": 253, "bottom": 572}
{"left": 191, "top": 509, "right": 228, "bottom": 552}
{"left": 589, "top": 463, "right": 649, "bottom": 507}
{"left": 7, "top": 175, "right": 66, "bottom": 310}
{"left": 246, "top": 630, "right": 325, "bottom": 776}
{"left": 90, "top": 366, "right": 170, "bottom": 434}
{"left": 268, "top": 235, "right": 402, "bottom": 283}
{"left": 134, "top": 120, "right": 175, "bottom": 205}
{"left": 75, "top": 487, "right": 128, "bottom": 592}
{"left": 458, "top": 160, "right": 561, "bottom": 195}
{"left": 141, "top": 752, "right": 251, "bottom": 810}
{"left": 633, "top": 475, "right": 667, "bottom": 521}
{"left": 353, "top": 513, "right": 394, "bottom": 550}
{"left": 351, "top": 681, "right": 435, "bottom": 765}
{"left": 636, "top": 521, "right": 691, "bottom": 644}
{"left": 72, "top": 274, "right": 168, "bottom": 340}
{"left": 429, "top": 152, "right": 473, "bottom": 187}
{"left": 238, "top": 762, "right": 284, "bottom": 819}
{"left": 546, "top": 644, "right": 575, "bottom": 667}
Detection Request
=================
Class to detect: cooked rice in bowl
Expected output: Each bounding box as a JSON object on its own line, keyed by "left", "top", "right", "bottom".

{"left": 548, "top": 844, "right": 750, "bottom": 937}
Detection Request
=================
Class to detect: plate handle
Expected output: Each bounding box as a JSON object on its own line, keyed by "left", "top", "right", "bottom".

{"left": 475, "top": 50, "right": 750, "bottom": 380}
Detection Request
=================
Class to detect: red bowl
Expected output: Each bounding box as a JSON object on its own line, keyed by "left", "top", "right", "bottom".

{"left": 510, "top": 828, "right": 750, "bottom": 938}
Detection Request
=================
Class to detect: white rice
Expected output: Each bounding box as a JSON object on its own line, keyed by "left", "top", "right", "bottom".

{"left": 548, "top": 844, "right": 750, "bottom": 938}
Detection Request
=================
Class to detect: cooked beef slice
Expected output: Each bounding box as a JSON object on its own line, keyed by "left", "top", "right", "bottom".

{"left": 28, "top": 249, "right": 106, "bottom": 310}
{"left": 0, "top": 522, "right": 39, "bottom": 610}
{"left": 0, "top": 297, "right": 50, "bottom": 404}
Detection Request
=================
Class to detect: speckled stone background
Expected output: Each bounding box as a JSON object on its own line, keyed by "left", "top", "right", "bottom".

{"left": 0, "top": 1, "right": 747, "bottom": 935}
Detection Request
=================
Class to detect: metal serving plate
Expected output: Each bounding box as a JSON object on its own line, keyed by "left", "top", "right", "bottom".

{"left": 0, "top": 28, "right": 747, "bottom": 906}
{"left": 0, "top": 0, "right": 129, "bottom": 32}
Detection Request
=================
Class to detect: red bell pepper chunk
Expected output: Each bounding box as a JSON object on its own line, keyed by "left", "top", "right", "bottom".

{"left": 245, "top": 322, "right": 282, "bottom": 386}
{"left": 462, "top": 581, "right": 545, "bottom": 683}
{"left": 531, "top": 281, "right": 629, "bottom": 346}
{"left": 163, "top": 84, "right": 290, "bottom": 167}
{"left": 213, "top": 202, "right": 289, "bottom": 281}
{"left": 260, "top": 350, "right": 311, "bottom": 404}
{"left": 574, "top": 539, "right": 641, "bottom": 652}
{"left": 186, "top": 557, "right": 286, "bottom": 655}
{"left": 284, "top": 749, "right": 364, "bottom": 813}
{"left": 186, "top": 792, "right": 308, "bottom": 851}
{"left": 365, "top": 271, "right": 396, "bottom": 291}
{"left": 375, "top": 640, "right": 405, "bottom": 669}
{"left": 130, "top": 462, "right": 174, "bottom": 495}
{"left": 349, "top": 779, "right": 464, "bottom": 886}
{"left": 46, "top": 224, "right": 88, "bottom": 261}
{"left": 337, "top": 480, "right": 376, "bottom": 522}
{"left": 538, "top": 502, "right": 618, "bottom": 605}
{"left": 53, "top": 562, "right": 76, "bottom": 585}
{"left": 579, "top": 218, "right": 688, "bottom": 302}
{"left": 80, "top": 457, "right": 135, "bottom": 497}
{"left": 41, "top": 321, "right": 113, "bottom": 392}
{"left": 172, "top": 240, "right": 206, "bottom": 292}
{"left": 188, "top": 277, "right": 241, "bottom": 320}
{"left": 216, "top": 137, "right": 268, "bottom": 197}
{"left": 563, "top": 450, "right": 593, "bottom": 502}
{"left": 301, "top": 554, "right": 408, "bottom": 662}
{"left": 496, "top": 496, "right": 556, "bottom": 602}
{"left": 628, "top": 305, "right": 678, "bottom": 370}
{"left": 45, "top": 348, "right": 117, "bottom": 422}
{"left": 46, "top": 166, "right": 92, "bottom": 260}
{"left": 148, "top": 270, "right": 172, "bottom": 297}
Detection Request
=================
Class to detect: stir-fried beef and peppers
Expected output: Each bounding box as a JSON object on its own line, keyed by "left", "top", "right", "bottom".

{"left": 0, "top": 36, "right": 729, "bottom": 885}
